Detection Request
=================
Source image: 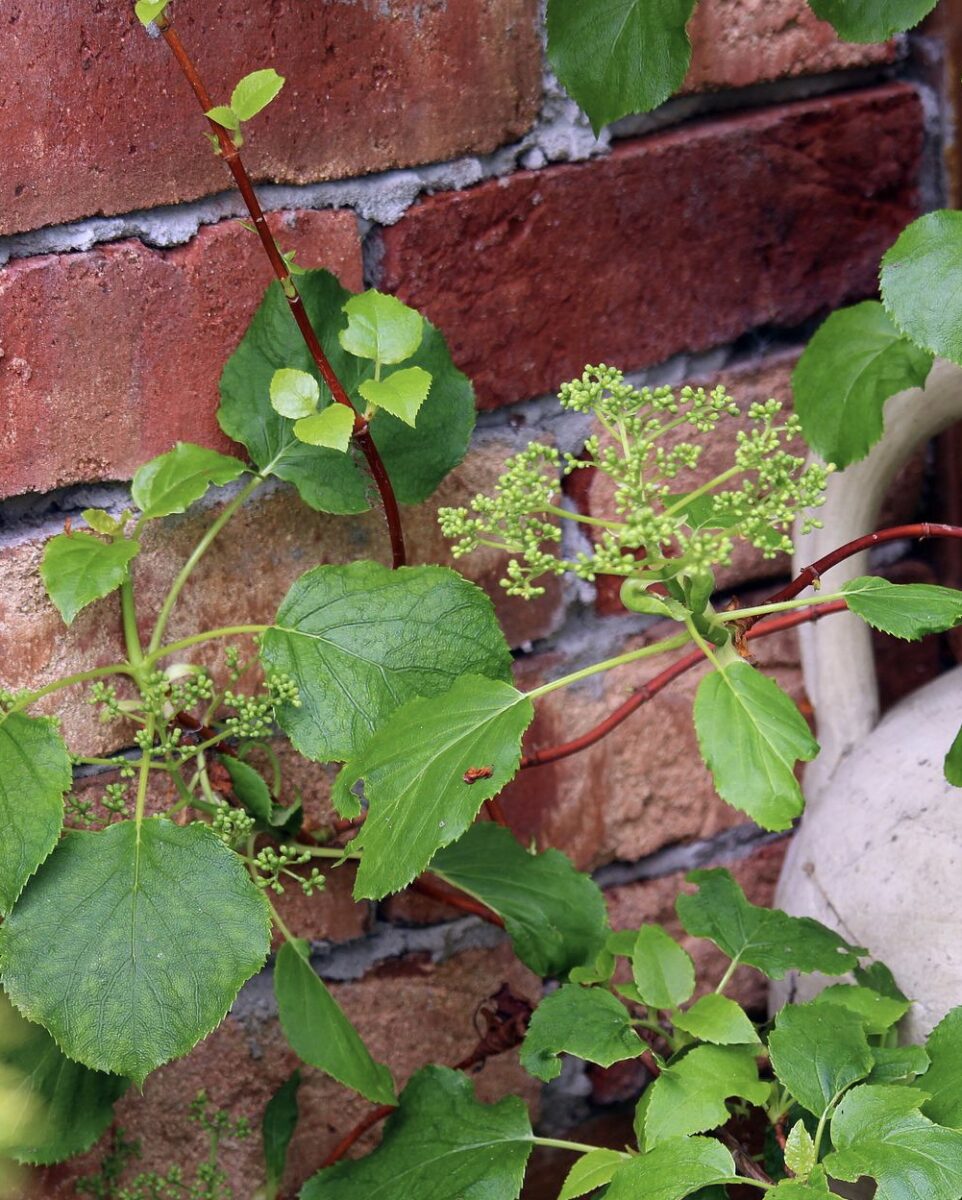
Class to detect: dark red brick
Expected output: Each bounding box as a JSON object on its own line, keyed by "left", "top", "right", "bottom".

{"left": 380, "top": 85, "right": 923, "bottom": 409}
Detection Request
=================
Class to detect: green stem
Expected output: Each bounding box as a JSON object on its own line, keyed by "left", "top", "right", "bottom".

{"left": 296, "top": 844, "right": 363, "bottom": 862}
{"left": 812, "top": 1092, "right": 845, "bottom": 1162}
{"left": 683, "top": 616, "right": 723, "bottom": 671}
{"left": 714, "top": 956, "right": 741, "bottom": 995}
{"left": 525, "top": 632, "right": 692, "bottom": 702}
{"left": 662, "top": 465, "right": 743, "bottom": 518}
{"left": 147, "top": 625, "right": 271, "bottom": 665}
{"left": 530, "top": 1137, "right": 627, "bottom": 1157}
{"left": 631, "top": 1017, "right": 670, "bottom": 1037}
{"left": 121, "top": 577, "right": 144, "bottom": 666}
{"left": 542, "top": 503, "right": 624, "bottom": 530}
{"left": 133, "top": 714, "right": 156, "bottom": 842}
{"left": 267, "top": 897, "right": 298, "bottom": 946}
{"left": 11, "top": 663, "right": 136, "bottom": 713}
{"left": 148, "top": 474, "right": 264, "bottom": 655}
{"left": 715, "top": 592, "right": 845, "bottom": 624}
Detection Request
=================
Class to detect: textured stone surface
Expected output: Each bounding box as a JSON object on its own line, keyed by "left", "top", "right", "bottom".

{"left": 3, "top": 0, "right": 541, "bottom": 237}
{"left": 0, "top": 211, "right": 362, "bottom": 499}
{"left": 380, "top": 85, "right": 923, "bottom": 409}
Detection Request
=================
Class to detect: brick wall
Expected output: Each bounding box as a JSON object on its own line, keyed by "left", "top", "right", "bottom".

{"left": 0, "top": 1, "right": 945, "bottom": 1194}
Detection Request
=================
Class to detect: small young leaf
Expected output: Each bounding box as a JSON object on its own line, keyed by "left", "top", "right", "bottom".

{"left": 784, "top": 1121, "right": 817, "bottom": 1181}
{"left": 206, "top": 105, "right": 241, "bottom": 131}
{"left": 134, "top": 0, "right": 167, "bottom": 25}
{"left": 339, "top": 290, "right": 424, "bottom": 365}
{"left": 131, "top": 443, "right": 246, "bottom": 519}
{"left": 336, "top": 677, "right": 533, "bottom": 899}
{"left": 429, "top": 824, "right": 608, "bottom": 978}
{"left": 294, "top": 406, "right": 355, "bottom": 452}
{"left": 358, "top": 366, "right": 432, "bottom": 427}
{"left": 558, "top": 1148, "right": 627, "bottom": 1200}
{"left": 676, "top": 868, "right": 864, "bottom": 979}
{"left": 275, "top": 940, "right": 396, "bottom": 1105}
{"left": 644, "top": 1044, "right": 768, "bottom": 1145}
{"left": 40, "top": 533, "right": 140, "bottom": 625}
{"left": 300, "top": 1065, "right": 532, "bottom": 1200}
{"left": 842, "top": 576, "right": 962, "bottom": 640}
{"left": 270, "top": 367, "right": 321, "bottom": 419}
{"left": 807, "top": 0, "right": 938, "bottom": 41}
{"left": 945, "top": 722, "right": 962, "bottom": 786}
{"left": 769, "top": 1169, "right": 834, "bottom": 1198}
{"left": 792, "top": 302, "right": 933, "bottom": 467}
{"left": 520, "top": 983, "right": 643, "bottom": 1082}
{"left": 605, "top": 1136, "right": 735, "bottom": 1200}
{"left": 854, "top": 960, "right": 907, "bottom": 1002}
{"left": 262, "top": 1070, "right": 301, "bottom": 1196}
{"left": 230, "top": 69, "right": 285, "bottom": 122}
{"left": 922, "top": 1007, "right": 962, "bottom": 1127}
{"left": 693, "top": 662, "right": 818, "bottom": 831}
{"left": 868, "top": 1044, "right": 930, "bottom": 1085}
{"left": 221, "top": 757, "right": 274, "bottom": 827}
{"left": 619, "top": 580, "right": 688, "bottom": 620}
{"left": 631, "top": 925, "right": 695, "bottom": 1010}
{"left": 671, "top": 994, "right": 760, "bottom": 1046}
{"left": 812, "top": 984, "right": 909, "bottom": 1035}
{"left": 0, "top": 713, "right": 70, "bottom": 916}
{"left": 81, "top": 509, "right": 124, "bottom": 536}
{"left": 881, "top": 210, "right": 962, "bottom": 364}
{"left": 768, "top": 1002, "right": 874, "bottom": 1118}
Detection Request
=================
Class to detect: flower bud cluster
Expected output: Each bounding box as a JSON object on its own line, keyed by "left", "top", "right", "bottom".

{"left": 252, "top": 842, "right": 324, "bottom": 896}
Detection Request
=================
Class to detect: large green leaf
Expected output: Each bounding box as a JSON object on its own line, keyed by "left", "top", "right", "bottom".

{"left": 675, "top": 868, "right": 864, "bottom": 979}
{"left": 40, "top": 533, "right": 140, "bottom": 626}
{"left": 644, "top": 1044, "right": 768, "bottom": 1145}
{"left": 693, "top": 663, "right": 817, "bottom": 830}
{"left": 825, "top": 1085, "right": 962, "bottom": 1200}
{"left": 300, "top": 1065, "right": 533, "bottom": 1200}
{"left": 546, "top": 0, "right": 698, "bottom": 132}
{"left": 671, "top": 995, "right": 760, "bottom": 1046}
{"left": 881, "top": 211, "right": 962, "bottom": 365}
{"left": 811, "top": 984, "right": 909, "bottom": 1036}
{"left": 842, "top": 576, "right": 962, "bottom": 640}
{"left": 218, "top": 270, "right": 474, "bottom": 512}
{"left": 519, "top": 983, "right": 643, "bottom": 1082}
{"left": 792, "top": 302, "right": 933, "bottom": 467}
{"left": 605, "top": 1137, "right": 736, "bottom": 1200}
{"left": 631, "top": 925, "right": 695, "bottom": 1010}
{"left": 922, "top": 1007, "right": 962, "bottom": 1127}
{"left": 0, "top": 713, "right": 70, "bottom": 916}
{"left": 262, "top": 1070, "right": 300, "bottom": 1198}
{"left": 0, "top": 819, "right": 270, "bottom": 1083}
{"left": 131, "top": 443, "right": 246, "bottom": 519}
{"left": 768, "top": 1002, "right": 873, "bottom": 1119}
{"left": 0, "top": 990, "right": 127, "bottom": 1165}
{"left": 807, "top": 0, "right": 938, "bottom": 40}
{"left": 334, "top": 676, "right": 533, "bottom": 900}
{"left": 261, "top": 562, "right": 512, "bottom": 763}
{"left": 429, "top": 824, "right": 608, "bottom": 978}
{"left": 274, "top": 940, "right": 395, "bottom": 1106}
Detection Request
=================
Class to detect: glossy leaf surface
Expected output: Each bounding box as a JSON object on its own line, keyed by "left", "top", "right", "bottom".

{"left": 922, "top": 1007, "right": 962, "bottom": 1127}
{"left": 768, "top": 1002, "right": 873, "bottom": 1117}
{"left": 631, "top": 925, "right": 695, "bottom": 1009}
{"left": 339, "top": 289, "right": 424, "bottom": 365}
{"left": 40, "top": 533, "right": 140, "bottom": 625}
{"left": 605, "top": 1137, "right": 735, "bottom": 1200}
{"left": 230, "top": 69, "right": 285, "bottom": 121}
{"left": 558, "top": 1149, "right": 627, "bottom": 1200}
{"left": 671, "top": 994, "right": 760, "bottom": 1045}
{"left": 131, "top": 443, "right": 246, "bottom": 519}
{"left": 293, "top": 406, "right": 355, "bottom": 452}
{"left": 807, "top": 0, "right": 938, "bottom": 40}
{"left": 644, "top": 1044, "right": 768, "bottom": 1144}
{"left": 359, "top": 366, "right": 432, "bottom": 427}
{"left": 881, "top": 210, "right": 962, "bottom": 364}
{"left": 843, "top": 576, "right": 962, "bottom": 640}
{"left": 520, "top": 983, "right": 643, "bottom": 1082}
{"left": 270, "top": 367, "right": 321, "bottom": 418}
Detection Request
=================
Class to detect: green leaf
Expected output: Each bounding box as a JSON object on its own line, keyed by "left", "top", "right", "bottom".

{"left": 631, "top": 925, "right": 695, "bottom": 1010}
{"left": 0, "top": 713, "right": 70, "bottom": 916}
{"left": 922, "top": 1007, "right": 962, "bottom": 1127}
{"left": 644, "top": 1044, "right": 768, "bottom": 1144}
{"left": 792, "top": 302, "right": 933, "bottom": 467}
{"left": 205, "top": 105, "right": 240, "bottom": 131}
{"left": 0, "top": 819, "right": 270, "bottom": 1083}
{"left": 40, "top": 533, "right": 140, "bottom": 625}
{"left": 134, "top": 0, "right": 167, "bottom": 25}
{"left": 881, "top": 210, "right": 962, "bottom": 365}
{"left": 263, "top": 1070, "right": 300, "bottom": 1196}
{"left": 842, "top": 576, "right": 962, "bottom": 640}
{"left": 300, "top": 1065, "right": 532, "bottom": 1200}
{"left": 520, "top": 983, "right": 643, "bottom": 1082}
{"left": 693, "top": 663, "right": 818, "bottom": 830}
{"left": 868, "top": 1045, "right": 930, "bottom": 1085}
{"left": 261, "top": 562, "right": 513, "bottom": 763}
{"left": 945, "top": 722, "right": 962, "bottom": 786}
{"left": 569, "top": 929, "right": 637, "bottom": 986}
{"left": 619, "top": 581, "right": 688, "bottom": 620}
{"left": 221, "top": 756, "right": 275, "bottom": 828}
{"left": 219, "top": 270, "right": 474, "bottom": 512}
{"left": 826, "top": 1085, "right": 962, "bottom": 1200}
{"left": 339, "top": 290, "right": 424, "bottom": 365}
{"left": 546, "top": 0, "right": 697, "bottom": 132}
{"left": 293, "top": 406, "right": 355, "bottom": 452}
{"left": 784, "top": 1121, "right": 817, "bottom": 1181}
{"left": 605, "top": 1137, "right": 735, "bottom": 1200}
{"left": 230, "top": 69, "right": 285, "bottom": 122}
{"left": 429, "top": 824, "right": 608, "bottom": 978}
{"left": 672, "top": 995, "right": 760, "bottom": 1046}
{"left": 131, "top": 443, "right": 246, "bottom": 519}
{"left": 559, "top": 1148, "right": 627, "bottom": 1200}
{"left": 811, "top": 984, "right": 909, "bottom": 1035}
{"left": 336, "top": 677, "right": 534, "bottom": 899}
{"left": 854, "top": 960, "right": 907, "bottom": 1001}
{"left": 767, "top": 1002, "right": 873, "bottom": 1118}
{"left": 769, "top": 1169, "right": 834, "bottom": 1198}
{"left": 275, "top": 940, "right": 395, "bottom": 1105}
{"left": 82, "top": 508, "right": 124, "bottom": 536}
{"left": 807, "top": 0, "right": 938, "bottom": 40}
{"left": 676, "top": 868, "right": 864, "bottom": 979}
{"left": 0, "top": 990, "right": 127, "bottom": 1165}
{"left": 359, "top": 366, "right": 432, "bottom": 428}
{"left": 270, "top": 367, "right": 321, "bottom": 418}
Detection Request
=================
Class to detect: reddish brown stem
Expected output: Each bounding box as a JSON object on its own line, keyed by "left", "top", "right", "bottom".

{"left": 154, "top": 18, "right": 406, "bottom": 568}
{"left": 483, "top": 796, "right": 510, "bottom": 826}
{"left": 411, "top": 876, "right": 505, "bottom": 927}
{"left": 717, "top": 1129, "right": 775, "bottom": 1185}
{"left": 320, "top": 1104, "right": 396, "bottom": 1168}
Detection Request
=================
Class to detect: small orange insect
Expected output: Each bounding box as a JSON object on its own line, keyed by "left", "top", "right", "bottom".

{"left": 463, "top": 765, "right": 494, "bottom": 785}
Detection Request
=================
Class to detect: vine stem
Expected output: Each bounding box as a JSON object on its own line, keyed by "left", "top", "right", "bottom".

{"left": 525, "top": 632, "right": 692, "bottom": 701}
{"left": 147, "top": 625, "right": 271, "bottom": 664}
{"left": 11, "top": 663, "right": 137, "bottom": 713}
{"left": 152, "top": 16, "right": 406, "bottom": 570}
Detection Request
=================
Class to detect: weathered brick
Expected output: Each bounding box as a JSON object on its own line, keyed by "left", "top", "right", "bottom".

{"left": 0, "top": 211, "right": 361, "bottom": 500}
{"left": 684, "top": 0, "right": 896, "bottom": 92}
{"left": 4, "top": 1, "right": 541, "bottom": 237}
{"left": 380, "top": 85, "right": 923, "bottom": 409}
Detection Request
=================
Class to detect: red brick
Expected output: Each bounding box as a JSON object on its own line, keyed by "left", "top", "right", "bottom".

{"left": 685, "top": 0, "right": 896, "bottom": 92}
{"left": 0, "top": 211, "right": 361, "bottom": 499}
{"left": 3, "top": 1, "right": 541, "bottom": 237}
{"left": 380, "top": 85, "right": 923, "bottom": 409}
